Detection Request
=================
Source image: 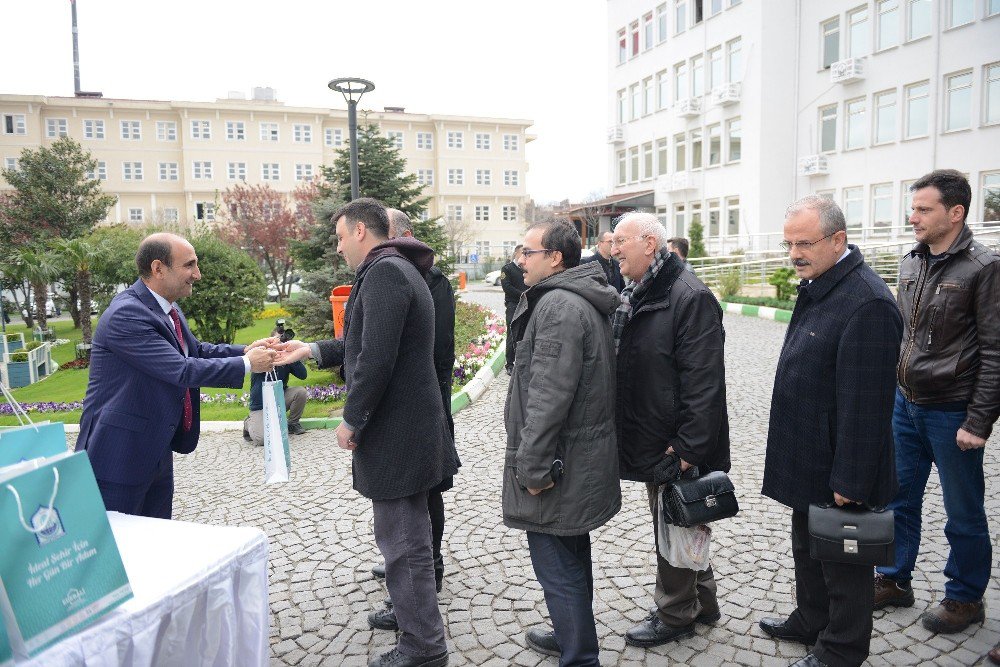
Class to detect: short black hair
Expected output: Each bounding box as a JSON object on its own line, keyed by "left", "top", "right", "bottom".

{"left": 528, "top": 219, "right": 582, "bottom": 269}
{"left": 136, "top": 237, "right": 172, "bottom": 279}
{"left": 667, "top": 237, "right": 689, "bottom": 260}
{"left": 332, "top": 197, "right": 391, "bottom": 239}
{"left": 911, "top": 169, "right": 971, "bottom": 222}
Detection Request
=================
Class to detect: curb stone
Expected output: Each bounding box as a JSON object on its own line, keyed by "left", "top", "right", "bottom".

{"left": 722, "top": 301, "right": 793, "bottom": 323}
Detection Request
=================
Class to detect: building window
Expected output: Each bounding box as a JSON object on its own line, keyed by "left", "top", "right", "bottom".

{"left": 690, "top": 129, "right": 703, "bottom": 169}
{"left": 46, "top": 118, "right": 68, "bottom": 138}
{"left": 822, "top": 17, "right": 840, "bottom": 69}
{"left": 709, "top": 47, "right": 723, "bottom": 90}
{"left": 617, "top": 150, "right": 627, "bottom": 186}
{"left": 475, "top": 133, "right": 491, "bottom": 150}
{"left": 846, "top": 97, "right": 866, "bottom": 150}
{"left": 326, "top": 128, "right": 344, "bottom": 147}
{"left": 260, "top": 122, "right": 279, "bottom": 141}
{"left": 156, "top": 121, "right": 175, "bottom": 141}
{"left": 122, "top": 121, "right": 143, "bottom": 140}
{"left": 657, "top": 4, "right": 668, "bottom": 42}
{"left": 85, "top": 161, "right": 107, "bottom": 180}
{"left": 630, "top": 20, "right": 640, "bottom": 57}
{"left": 711, "top": 0, "right": 723, "bottom": 16}
{"left": 295, "top": 164, "right": 313, "bottom": 181}
{"left": 901, "top": 179, "right": 916, "bottom": 224}
{"left": 226, "top": 121, "right": 245, "bottom": 141}
{"left": 675, "top": 0, "right": 687, "bottom": 34}
{"left": 617, "top": 89, "right": 627, "bottom": 123}
{"left": 476, "top": 169, "right": 492, "bottom": 186}
{"left": 159, "top": 162, "right": 179, "bottom": 181}
{"left": 447, "top": 131, "right": 463, "bottom": 149}
{"left": 642, "top": 142, "right": 654, "bottom": 179}
{"left": 986, "top": 63, "right": 1000, "bottom": 125}
{"left": 948, "top": 0, "right": 974, "bottom": 27}
{"left": 643, "top": 13, "right": 654, "bottom": 50}
{"left": 726, "top": 197, "right": 740, "bottom": 235}
{"left": 228, "top": 162, "right": 246, "bottom": 180}
{"left": 448, "top": 168, "right": 464, "bottom": 185}
{"left": 629, "top": 146, "right": 640, "bottom": 182}
{"left": 689, "top": 202, "right": 702, "bottom": 237}
{"left": 262, "top": 163, "right": 280, "bottom": 180}
{"left": 656, "top": 72, "right": 669, "bottom": 109}
{"left": 3, "top": 114, "right": 26, "bottom": 135}
{"left": 848, "top": 6, "right": 869, "bottom": 58}
{"left": 877, "top": 0, "right": 900, "bottom": 50}
{"left": 843, "top": 186, "right": 864, "bottom": 228}
{"left": 416, "top": 132, "right": 432, "bottom": 149}
{"left": 446, "top": 205, "right": 463, "bottom": 222}
{"left": 122, "top": 161, "right": 143, "bottom": 181}
{"left": 630, "top": 83, "right": 641, "bottom": 119}
{"left": 674, "top": 62, "right": 688, "bottom": 101}
{"left": 504, "top": 170, "right": 520, "bottom": 187}
{"left": 707, "top": 124, "right": 721, "bottom": 166}
{"left": 694, "top": 0, "right": 705, "bottom": 23}
{"left": 475, "top": 205, "right": 490, "bottom": 222}
{"left": 163, "top": 208, "right": 179, "bottom": 223}
{"left": 192, "top": 161, "right": 213, "bottom": 179}
{"left": 692, "top": 55, "right": 704, "bottom": 97}
{"left": 657, "top": 138, "right": 669, "bottom": 176}
{"left": 981, "top": 172, "right": 1000, "bottom": 221}
{"left": 990, "top": 0, "right": 1000, "bottom": 16}
{"left": 503, "top": 205, "right": 517, "bottom": 222}
{"left": 905, "top": 81, "right": 930, "bottom": 137}
{"left": 674, "top": 204, "right": 686, "bottom": 237}
{"left": 83, "top": 119, "right": 104, "bottom": 139}
{"left": 385, "top": 131, "right": 403, "bottom": 149}
{"left": 128, "top": 208, "right": 143, "bottom": 223}
{"left": 617, "top": 28, "right": 627, "bottom": 65}
{"left": 195, "top": 202, "right": 215, "bottom": 222}
{"left": 292, "top": 124, "right": 312, "bottom": 143}
{"left": 908, "top": 0, "right": 931, "bottom": 39}
{"left": 727, "top": 38, "right": 742, "bottom": 83}
{"left": 727, "top": 118, "right": 742, "bottom": 162}
{"left": 945, "top": 70, "right": 973, "bottom": 131}
{"left": 707, "top": 199, "right": 720, "bottom": 236}
{"left": 871, "top": 183, "right": 893, "bottom": 228}
{"left": 503, "top": 134, "right": 519, "bottom": 151}
{"left": 417, "top": 169, "right": 434, "bottom": 186}
{"left": 874, "top": 90, "right": 897, "bottom": 144}
{"left": 643, "top": 77, "right": 654, "bottom": 115}
{"left": 820, "top": 104, "right": 838, "bottom": 152}
{"left": 190, "top": 120, "right": 211, "bottom": 139}
{"left": 674, "top": 133, "right": 687, "bottom": 171}
{"left": 4, "top": 157, "right": 18, "bottom": 172}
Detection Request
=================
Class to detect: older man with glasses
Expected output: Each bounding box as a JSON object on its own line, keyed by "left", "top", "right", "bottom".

{"left": 759, "top": 196, "right": 902, "bottom": 667}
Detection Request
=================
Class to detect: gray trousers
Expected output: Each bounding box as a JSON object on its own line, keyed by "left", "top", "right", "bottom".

{"left": 373, "top": 492, "right": 447, "bottom": 657}
{"left": 245, "top": 385, "right": 307, "bottom": 445}
{"left": 646, "top": 482, "right": 719, "bottom": 626}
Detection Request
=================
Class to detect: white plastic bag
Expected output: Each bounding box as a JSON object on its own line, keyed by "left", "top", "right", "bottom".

{"left": 262, "top": 373, "right": 290, "bottom": 484}
{"left": 657, "top": 492, "right": 712, "bottom": 570}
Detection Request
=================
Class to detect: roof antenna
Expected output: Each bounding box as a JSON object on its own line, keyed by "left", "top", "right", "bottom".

{"left": 71, "top": 0, "right": 102, "bottom": 98}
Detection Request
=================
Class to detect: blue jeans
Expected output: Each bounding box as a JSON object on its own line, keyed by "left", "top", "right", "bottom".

{"left": 877, "top": 390, "right": 991, "bottom": 602}
{"left": 526, "top": 532, "right": 599, "bottom": 667}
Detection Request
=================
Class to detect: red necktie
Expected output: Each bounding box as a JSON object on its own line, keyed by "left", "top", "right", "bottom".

{"left": 168, "top": 307, "right": 193, "bottom": 432}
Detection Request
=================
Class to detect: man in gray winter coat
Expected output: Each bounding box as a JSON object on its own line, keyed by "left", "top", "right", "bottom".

{"left": 503, "top": 218, "right": 621, "bottom": 666}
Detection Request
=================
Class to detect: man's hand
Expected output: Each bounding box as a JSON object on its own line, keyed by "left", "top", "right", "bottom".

{"left": 833, "top": 492, "right": 858, "bottom": 507}
{"left": 527, "top": 481, "right": 555, "bottom": 496}
{"left": 246, "top": 346, "right": 276, "bottom": 373}
{"left": 666, "top": 446, "right": 692, "bottom": 472}
{"left": 272, "top": 339, "right": 312, "bottom": 366}
{"left": 956, "top": 428, "right": 986, "bottom": 451}
{"left": 335, "top": 422, "right": 357, "bottom": 451}
{"left": 246, "top": 336, "right": 279, "bottom": 351}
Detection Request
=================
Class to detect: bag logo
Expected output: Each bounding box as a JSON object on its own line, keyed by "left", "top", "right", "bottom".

{"left": 62, "top": 587, "right": 87, "bottom": 611}
{"left": 31, "top": 505, "right": 66, "bottom": 546}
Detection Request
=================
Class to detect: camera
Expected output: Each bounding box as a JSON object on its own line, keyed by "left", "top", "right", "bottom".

{"left": 274, "top": 318, "right": 286, "bottom": 335}
{"left": 279, "top": 328, "right": 296, "bottom": 343}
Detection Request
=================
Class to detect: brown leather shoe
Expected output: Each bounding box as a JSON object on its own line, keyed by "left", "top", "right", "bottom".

{"left": 987, "top": 641, "right": 1000, "bottom": 665}
{"left": 874, "top": 574, "right": 914, "bottom": 610}
{"left": 920, "top": 598, "right": 985, "bottom": 634}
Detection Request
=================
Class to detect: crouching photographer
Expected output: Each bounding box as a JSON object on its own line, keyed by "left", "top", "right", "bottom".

{"left": 243, "top": 320, "right": 308, "bottom": 443}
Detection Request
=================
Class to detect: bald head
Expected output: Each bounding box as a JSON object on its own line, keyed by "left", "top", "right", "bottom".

{"left": 386, "top": 208, "right": 414, "bottom": 238}
{"left": 137, "top": 232, "right": 188, "bottom": 278}
{"left": 136, "top": 232, "right": 201, "bottom": 302}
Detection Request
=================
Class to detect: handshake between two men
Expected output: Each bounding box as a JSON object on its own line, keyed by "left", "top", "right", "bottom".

{"left": 243, "top": 337, "right": 322, "bottom": 372}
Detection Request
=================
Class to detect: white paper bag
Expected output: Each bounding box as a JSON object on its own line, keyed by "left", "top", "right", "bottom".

{"left": 262, "top": 373, "right": 290, "bottom": 484}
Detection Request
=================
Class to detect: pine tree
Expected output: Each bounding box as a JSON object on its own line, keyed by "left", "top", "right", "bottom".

{"left": 688, "top": 219, "right": 707, "bottom": 258}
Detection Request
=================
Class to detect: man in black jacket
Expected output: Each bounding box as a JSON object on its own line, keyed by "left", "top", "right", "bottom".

{"left": 275, "top": 198, "right": 456, "bottom": 667}
{"left": 582, "top": 231, "right": 625, "bottom": 292}
{"left": 501, "top": 246, "right": 527, "bottom": 371}
{"left": 609, "top": 212, "right": 729, "bottom": 649}
{"left": 759, "top": 196, "right": 902, "bottom": 667}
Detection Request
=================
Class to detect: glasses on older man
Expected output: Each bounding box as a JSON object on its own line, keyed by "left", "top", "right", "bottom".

{"left": 520, "top": 248, "right": 556, "bottom": 258}
{"left": 778, "top": 232, "right": 836, "bottom": 252}
{"left": 610, "top": 234, "right": 650, "bottom": 248}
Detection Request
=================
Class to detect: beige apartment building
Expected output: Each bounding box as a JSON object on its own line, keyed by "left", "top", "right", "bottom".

{"left": 0, "top": 90, "right": 533, "bottom": 262}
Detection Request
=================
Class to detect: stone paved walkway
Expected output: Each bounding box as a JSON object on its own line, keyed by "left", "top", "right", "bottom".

{"left": 158, "top": 287, "right": 995, "bottom": 666}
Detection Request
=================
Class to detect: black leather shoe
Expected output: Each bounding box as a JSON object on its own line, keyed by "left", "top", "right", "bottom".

{"left": 372, "top": 563, "right": 386, "bottom": 579}
{"left": 790, "top": 654, "right": 828, "bottom": 667}
{"left": 525, "top": 628, "right": 560, "bottom": 656}
{"left": 287, "top": 422, "right": 306, "bottom": 435}
{"left": 368, "top": 648, "right": 448, "bottom": 667}
{"left": 696, "top": 610, "right": 722, "bottom": 625}
{"left": 759, "top": 617, "right": 816, "bottom": 645}
{"left": 367, "top": 607, "right": 398, "bottom": 631}
{"left": 625, "top": 615, "right": 694, "bottom": 647}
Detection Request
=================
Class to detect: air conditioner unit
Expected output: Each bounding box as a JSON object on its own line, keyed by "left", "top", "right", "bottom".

{"left": 830, "top": 57, "right": 865, "bottom": 84}
{"left": 798, "top": 155, "right": 829, "bottom": 176}
{"left": 607, "top": 126, "right": 624, "bottom": 144}
{"left": 711, "top": 83, "right": 741, "bottom": 107}
{"left": 669, "top": 171, "right": 700, "bottom": 191}
{"left": 675, "top": 98, "right": 702, "bottom": 118}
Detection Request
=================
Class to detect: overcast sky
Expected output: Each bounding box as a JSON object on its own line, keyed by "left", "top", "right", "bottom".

{"left": 2, "top": 0, "right": 609, "bottom": 204}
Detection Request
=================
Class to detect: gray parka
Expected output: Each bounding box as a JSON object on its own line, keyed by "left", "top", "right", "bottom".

{"left": 502, "top": 262, "right": 622, "bottom": 536}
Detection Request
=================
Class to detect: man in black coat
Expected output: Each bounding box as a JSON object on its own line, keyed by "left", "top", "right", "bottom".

{"left": 275, "top": 198, "right": 457, "bottom": 667}
{"left": 759, "top": 196, "right": 902, "bottom": 667}
{"left": 500, "top": 245, "right": 527, "bottom": 370}
{"left": 582, "top": 231, "right": 626, "bottom": 292}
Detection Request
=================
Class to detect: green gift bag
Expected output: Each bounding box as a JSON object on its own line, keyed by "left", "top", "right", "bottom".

{"left": 0, "top": 617, "right": 11, "bottom": 667}
{"left": 0, "top": 422, "right": 69, "bottom": 468}
{"left": 262, "top": 373, "right": 291, "bottom": 484}
{"left": 0, "top": 451, "right": 133, "bottom": 658}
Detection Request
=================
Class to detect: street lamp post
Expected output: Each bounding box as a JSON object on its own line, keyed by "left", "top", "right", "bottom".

{"left": 327, "top": 77, "right": 375, "bottom": 201}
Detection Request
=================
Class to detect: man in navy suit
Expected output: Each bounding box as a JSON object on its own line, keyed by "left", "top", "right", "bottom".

{"left": 76, "top": 232, "right": 276, "bottom": 519}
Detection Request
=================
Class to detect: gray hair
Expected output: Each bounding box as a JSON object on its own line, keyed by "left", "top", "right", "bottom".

{"left": 614, "top": 211, "right": 669, "bottom": 251}
{"left": 785, "top": 195, "right": 847, "bottom": 236}
{"left": 387, "top": 208, "right": 413, "bottom": 237}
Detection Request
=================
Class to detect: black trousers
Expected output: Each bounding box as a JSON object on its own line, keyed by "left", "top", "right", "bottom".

{"left": 789, "top": 510, "right": 874, "bottom": 667}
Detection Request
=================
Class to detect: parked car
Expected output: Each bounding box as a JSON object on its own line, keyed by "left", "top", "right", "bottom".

{"left": 483, "top": 269, "right": 502, "bottom": 286}
{"left": 21, "top": 299, "right": 56, "bottom": 318}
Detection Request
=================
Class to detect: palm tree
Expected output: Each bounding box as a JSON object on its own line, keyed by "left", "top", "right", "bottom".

{"left": 16, "top": 247, "right": 59, "bottom": 334}
{"left": 55, "top": 238, "right": 99, "bottom": 344}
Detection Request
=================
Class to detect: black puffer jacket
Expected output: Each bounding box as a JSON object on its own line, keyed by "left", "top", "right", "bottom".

{"left": 615, "top": 253, "right": 731, "bottom": 482}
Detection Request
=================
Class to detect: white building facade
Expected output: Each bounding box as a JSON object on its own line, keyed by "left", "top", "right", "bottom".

{"left": 607, "top": 0, "right": 1000, "bottom": 254}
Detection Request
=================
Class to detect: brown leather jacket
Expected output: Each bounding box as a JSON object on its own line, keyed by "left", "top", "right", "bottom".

{"left": 896, "top": 224, "right": 1000, "bottom": 439}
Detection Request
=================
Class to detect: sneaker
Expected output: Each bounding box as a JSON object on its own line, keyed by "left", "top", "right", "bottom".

{"left": 524, "top": 628, "right": 560, "bottom": 656}
{"left": 287, "top": 422, "right": 306, "bottom": 435}
{"left": 920, "top": 598, "right": 985, "bottom": 634}
{"left": 874, "top": 574, "right": 914, "bottom": 610}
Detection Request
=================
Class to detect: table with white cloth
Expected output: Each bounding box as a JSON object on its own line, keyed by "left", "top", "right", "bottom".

{"left": 22, "top": 512, "right": 269, "bottom": 666}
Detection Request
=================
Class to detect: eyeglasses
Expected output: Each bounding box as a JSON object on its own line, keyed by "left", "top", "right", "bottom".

{"left": 610, "top": 234, "right": 650, "bottom": 248}
{"left": 520, "top": 248, "right": 556, "bottom": 258}
{"left": 778, "top": 232, "right": 836, "bottom": 252}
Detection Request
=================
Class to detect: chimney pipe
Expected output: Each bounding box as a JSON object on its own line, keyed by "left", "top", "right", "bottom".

{"left": 71, "top": 0, "right": 81, "bottom": 95}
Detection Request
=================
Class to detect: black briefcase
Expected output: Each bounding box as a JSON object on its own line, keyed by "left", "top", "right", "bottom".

{"left": 660, "top": 470, "right": 739, "bottom": 528}
{"left": 808, "top": 503, "right": 895, "bottom": 566}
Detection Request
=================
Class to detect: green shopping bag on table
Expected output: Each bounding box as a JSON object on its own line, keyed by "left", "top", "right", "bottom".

{"left": 0, "top": 618, "right": 11, "bottom": 667}
{"left": 0, "top": 383, "right": 68, "bottom": 467}
{"left": 0, "top": 451, "right": 132, "bottom": 658}
{"left": 262, "top": 371, "right": 292, "bottom": 484}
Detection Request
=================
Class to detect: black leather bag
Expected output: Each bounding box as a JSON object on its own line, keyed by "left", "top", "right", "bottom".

{"left": 807, "top": 503, "right": 895, "bottom": 566}
{"left": 660, "top": 470, "right": 739, "bottom": 528}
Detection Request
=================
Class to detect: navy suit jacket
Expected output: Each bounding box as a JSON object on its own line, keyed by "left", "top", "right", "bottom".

{"left": 75, "top": 279, "right": 246, "bottom": 485}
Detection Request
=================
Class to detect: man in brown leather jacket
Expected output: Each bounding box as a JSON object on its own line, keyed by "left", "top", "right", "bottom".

{"left": 875, "top": 170, "right": 999, "bottom": 635}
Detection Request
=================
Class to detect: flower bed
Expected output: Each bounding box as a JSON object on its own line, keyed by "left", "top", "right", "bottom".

{"left": 453, "top": 306, "right": 505, "bottom": 388}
